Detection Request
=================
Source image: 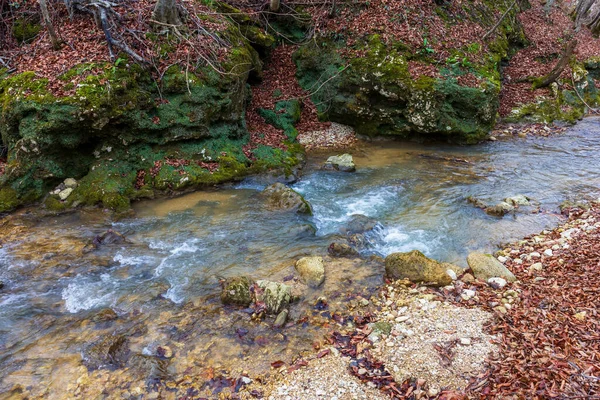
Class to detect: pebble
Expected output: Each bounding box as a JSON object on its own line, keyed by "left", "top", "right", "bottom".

{"left": 396, "top": 316, "right": 410, "bottom": 323}
{"left": 529, "top": 262, "right": 543, "bottom": 272}
{"left": 543, "top": 249, "right": 553, "bottom": 257}
{"left": 487, "top": 277, "right": 507, "bottom": 289}
{"left": 459, "top": 338, "right": 472, "bottom": 346}
{"left": 530, "top": 252, "right": 541, "bottom": 258}
{"left": 497, "top": 256, "right": 508, "bottom": 263}
{"left": 461, "top": 289, "right": 476, "bottom": 300}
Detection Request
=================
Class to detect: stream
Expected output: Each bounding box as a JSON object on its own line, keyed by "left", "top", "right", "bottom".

{"left": 0, "top": 118, "right": 599, "bottom": 398}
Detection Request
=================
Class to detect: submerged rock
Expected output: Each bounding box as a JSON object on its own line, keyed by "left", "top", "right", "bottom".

{"left": 341, "top": 214, "right": 377, "bottom": 234}
{"left": 220, "top": 276, "right": 253, "bottom": 306}
{"left": 295, "top": 256, "right": 325, "bottom": 287}
{"left": 505, "top": 194, "right": 530, "bottom": 206}
{"left": 91, "top": 308, "right": 118, "bottom": 323}
{"left": 261, "top": 183, "right": 312, "bottom": 215}
{"left": 256, "top": 280, "right": 291, "bottom": 315}
{"left": 93, "top": 229, "right": 128, "bottom": 246}
{"left": 485, "top": 201, "right": 514, "bottom": 217}
{"left": 467, "top": 252, "right": 517, "bottom": 282}
{"left": 385, "top": 250, "right": 453, "bottom": 287}
{"left": 324, "top": 154, "right": 356, "bottom": 172}
{"left": 274, "top": 309, "right": 289, "bottom": 327}
{"left": 127, "top": 353, "right": 169, "bottom": 384}
{"left": 328, "top": 242, "right": 359, "bottom": 258}
{"left": 82, "top": 334, "right": 129, "bottom": 370}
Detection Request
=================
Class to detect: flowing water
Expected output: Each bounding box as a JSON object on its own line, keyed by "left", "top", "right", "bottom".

{"left": 0, "top": 118, "right": 599, "bottom": 398}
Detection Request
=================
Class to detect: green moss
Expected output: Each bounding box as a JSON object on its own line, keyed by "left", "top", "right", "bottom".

{"left": 0, "top": 187, "right": 19, "bottom": 212}
{"left": 11, "top": 18, "right": 41, "bottom": 44}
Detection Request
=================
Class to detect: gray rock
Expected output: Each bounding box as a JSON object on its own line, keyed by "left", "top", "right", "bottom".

{"left": 485, "top": 202, "right": 514, "bottom": 217}
{"left": 127, "top": 353, "right": 169, "bottom": 383}
{"left": 341, "top": 214, "right": 377, "bottom": 234}
{"left": 273, "top": 309, "right": 288, "bottom": 327}
{"left": 385, "top": 250, "right": 453, "bottom": 287}
{"left": 261, "top": 183, "right": 312, "bottom": 215}
{"left": 295, "top": 256, "right": 325, "bottom": 287}
{"left": 324, "top": 154, "right": 356, "bottom": 172}
{"left": 82, "top": 334, "right": 129, "bottom": 370}
{"left": 467, "top": 252, "right": 517, "bottom": 282}
{"left": 256, "top": 280, "right": 291, "bottom": 315}
{"left": 220, "top": 276, "right": 253, "bottom": 306}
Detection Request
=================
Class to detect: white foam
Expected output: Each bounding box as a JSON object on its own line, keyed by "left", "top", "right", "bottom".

{"left": 62, "top": 274, "right": 118, "bottom": 313}
{"left": 369, "top": 226, "right": 434, "bottom": 257}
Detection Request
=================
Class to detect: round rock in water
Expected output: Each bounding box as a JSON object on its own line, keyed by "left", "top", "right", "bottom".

{"left": 261, "top": 183, "right": 312, "bottom": 215}
{"left": 324, "top": 154, "right": 356, "bottom": 172}
{"left": 220, "top": 276, "right": 253, "bottom": 306}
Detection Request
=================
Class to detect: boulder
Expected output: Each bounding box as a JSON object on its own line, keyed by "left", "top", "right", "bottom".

{"left": 64, "top": 178, "right": 78, "bottom": 189}
{"left": 384, "top": 250, "right": 453, "bottom": 287}
{"left": 58, "top": 187, "right": 74, "bottom": 200}
{"left": 324, "top": 154, "right": 356, "bottom": 172}
{"left": 220, "top": 276, "right": 253, "bottom": 306}
{"left": 82, "top": 334, "right": 129, "bottom": 370}
{"left": 295, "top": 256, "right": 325, "bottom": 287}
{"left": 261, "top": 183, "right": 312, "bottom": 215}
{"left": 328, "top": 242, "right": 359, "bottom": 258}
{"left": 256, "top": 280, "right": 291, "bottom": 315}
{"left": 467, "top": 252, "right": 517, "bottom": 282}
{"left": 341, "top": 214, "right": 377, "bottom": 234}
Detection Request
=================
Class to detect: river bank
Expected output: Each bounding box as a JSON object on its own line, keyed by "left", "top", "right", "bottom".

{"left": 236, "top": 201, "right": 600, "bottom": 399}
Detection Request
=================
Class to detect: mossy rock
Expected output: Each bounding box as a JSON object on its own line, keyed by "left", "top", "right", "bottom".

{"left": 221, "top": 276, "right": 253, "bottom": 307}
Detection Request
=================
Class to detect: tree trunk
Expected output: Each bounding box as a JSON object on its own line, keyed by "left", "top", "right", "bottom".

{"left": 532, "top": 39, "right": 577, "bottom": 89}
{"left": 152, "top": 0, "right": 181, "bottom": 26}
{"left": 38, "top": 0, "right": 61, "bottom": 49}
{"left": 574, "top": 0, "right": 600, "bottom": 34}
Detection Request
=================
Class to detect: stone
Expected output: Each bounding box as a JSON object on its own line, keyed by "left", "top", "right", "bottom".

{"left": 295, "top": 256, "right": 325, "bottom": 287}
{"left": 529, "top": 262, "right": 543, "bottom": 272}
{"left": 543, "top": 249, "right": 553, "bottom": 257}
{"left": 90, "top": 308, "right": 118, "bottom": 323}
{"left": 261, "top": 183, "right": 312, "bottom": 214}
{"left": 459, "top": 338, "right": 472, "bottom": 346}
{"left": 487, "top": 277, "right": 507, "bottom": 289}
{"left": 256, "top": 280, "right": 291, "bottom": 315}
{"left": 461, "top": 289, "right": 476, "bottom": 300}
{"left": 385, "top": 250, "right": 453, "bottom": 287}
{"left": 220, "top": 276, "right": 253, "bottom": 307}
{"left": 504, "top": 195, "right": 530, "bottom": 206}
{"left": 497, "top": 256, "right": 508, "bottom": 263}
{"left": 324, "top": 154, "right": 356, "bottom": 172}
{"left": 82, "top": 334, "right": 129, "bottom": 370}
{"left": 127, "top": 354, "right": 169, "bottom": 383}
{"left": 327, "top": 242, "right": 359, "bottom": 258}
{"left": 340, "top": 214, "right": 377, "bottom": 234}
{"left": 64, "top": 178, "right": 78, "bottom": 188}
{"left": 467, "top": 252, "right": 517, "bottom": 282}
{"left": 485, "top": 202, "right": 514, "bottom": 217}
{"left": 273, "top": 309, "right": 288, "bottom": 327}
{"left": 58, "top": 187, "right": 74, "bottom": 200}
{"left": 461, "top": 273, "right": 475, "bottom": 283}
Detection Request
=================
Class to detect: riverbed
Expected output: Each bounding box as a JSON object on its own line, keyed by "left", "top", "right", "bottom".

{"left": 0, "top": 118, "right": 599, "bottom": 398}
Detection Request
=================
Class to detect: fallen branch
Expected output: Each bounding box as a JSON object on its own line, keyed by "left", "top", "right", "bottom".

{"left": 532, "top": 39, "right": 577, "bottom": 89}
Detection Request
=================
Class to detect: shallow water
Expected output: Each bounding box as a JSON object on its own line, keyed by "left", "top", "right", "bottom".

{"left": 0, "top": 118, "right": 599, "bottom": 398}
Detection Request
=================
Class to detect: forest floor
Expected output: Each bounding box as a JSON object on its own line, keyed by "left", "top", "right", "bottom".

{"left": 239, "top": 202, "right": 600, "bottom": 399}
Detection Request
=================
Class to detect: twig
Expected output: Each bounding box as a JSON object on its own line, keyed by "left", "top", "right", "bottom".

{"left": 483, "top": 0, "right": 519, "bottom": 41}
{"left": 571, "top": 73, "right": 600, "bottom": 114}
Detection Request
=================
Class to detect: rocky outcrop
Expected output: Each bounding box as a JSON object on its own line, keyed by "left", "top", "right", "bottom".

{"left": 295, "top": 256, "right": 325, "bottom": 287}
{"left": 467, "top": 252, "right": 516, "bottom": 282}
{"left": 220, "top": 276, "right": 253, "bottom": 307}
{"left": 385, "top": 250, "right": 453, "bottom": 287}
{"left": 261, "top": 183, "right": 312, "bottom": 214}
